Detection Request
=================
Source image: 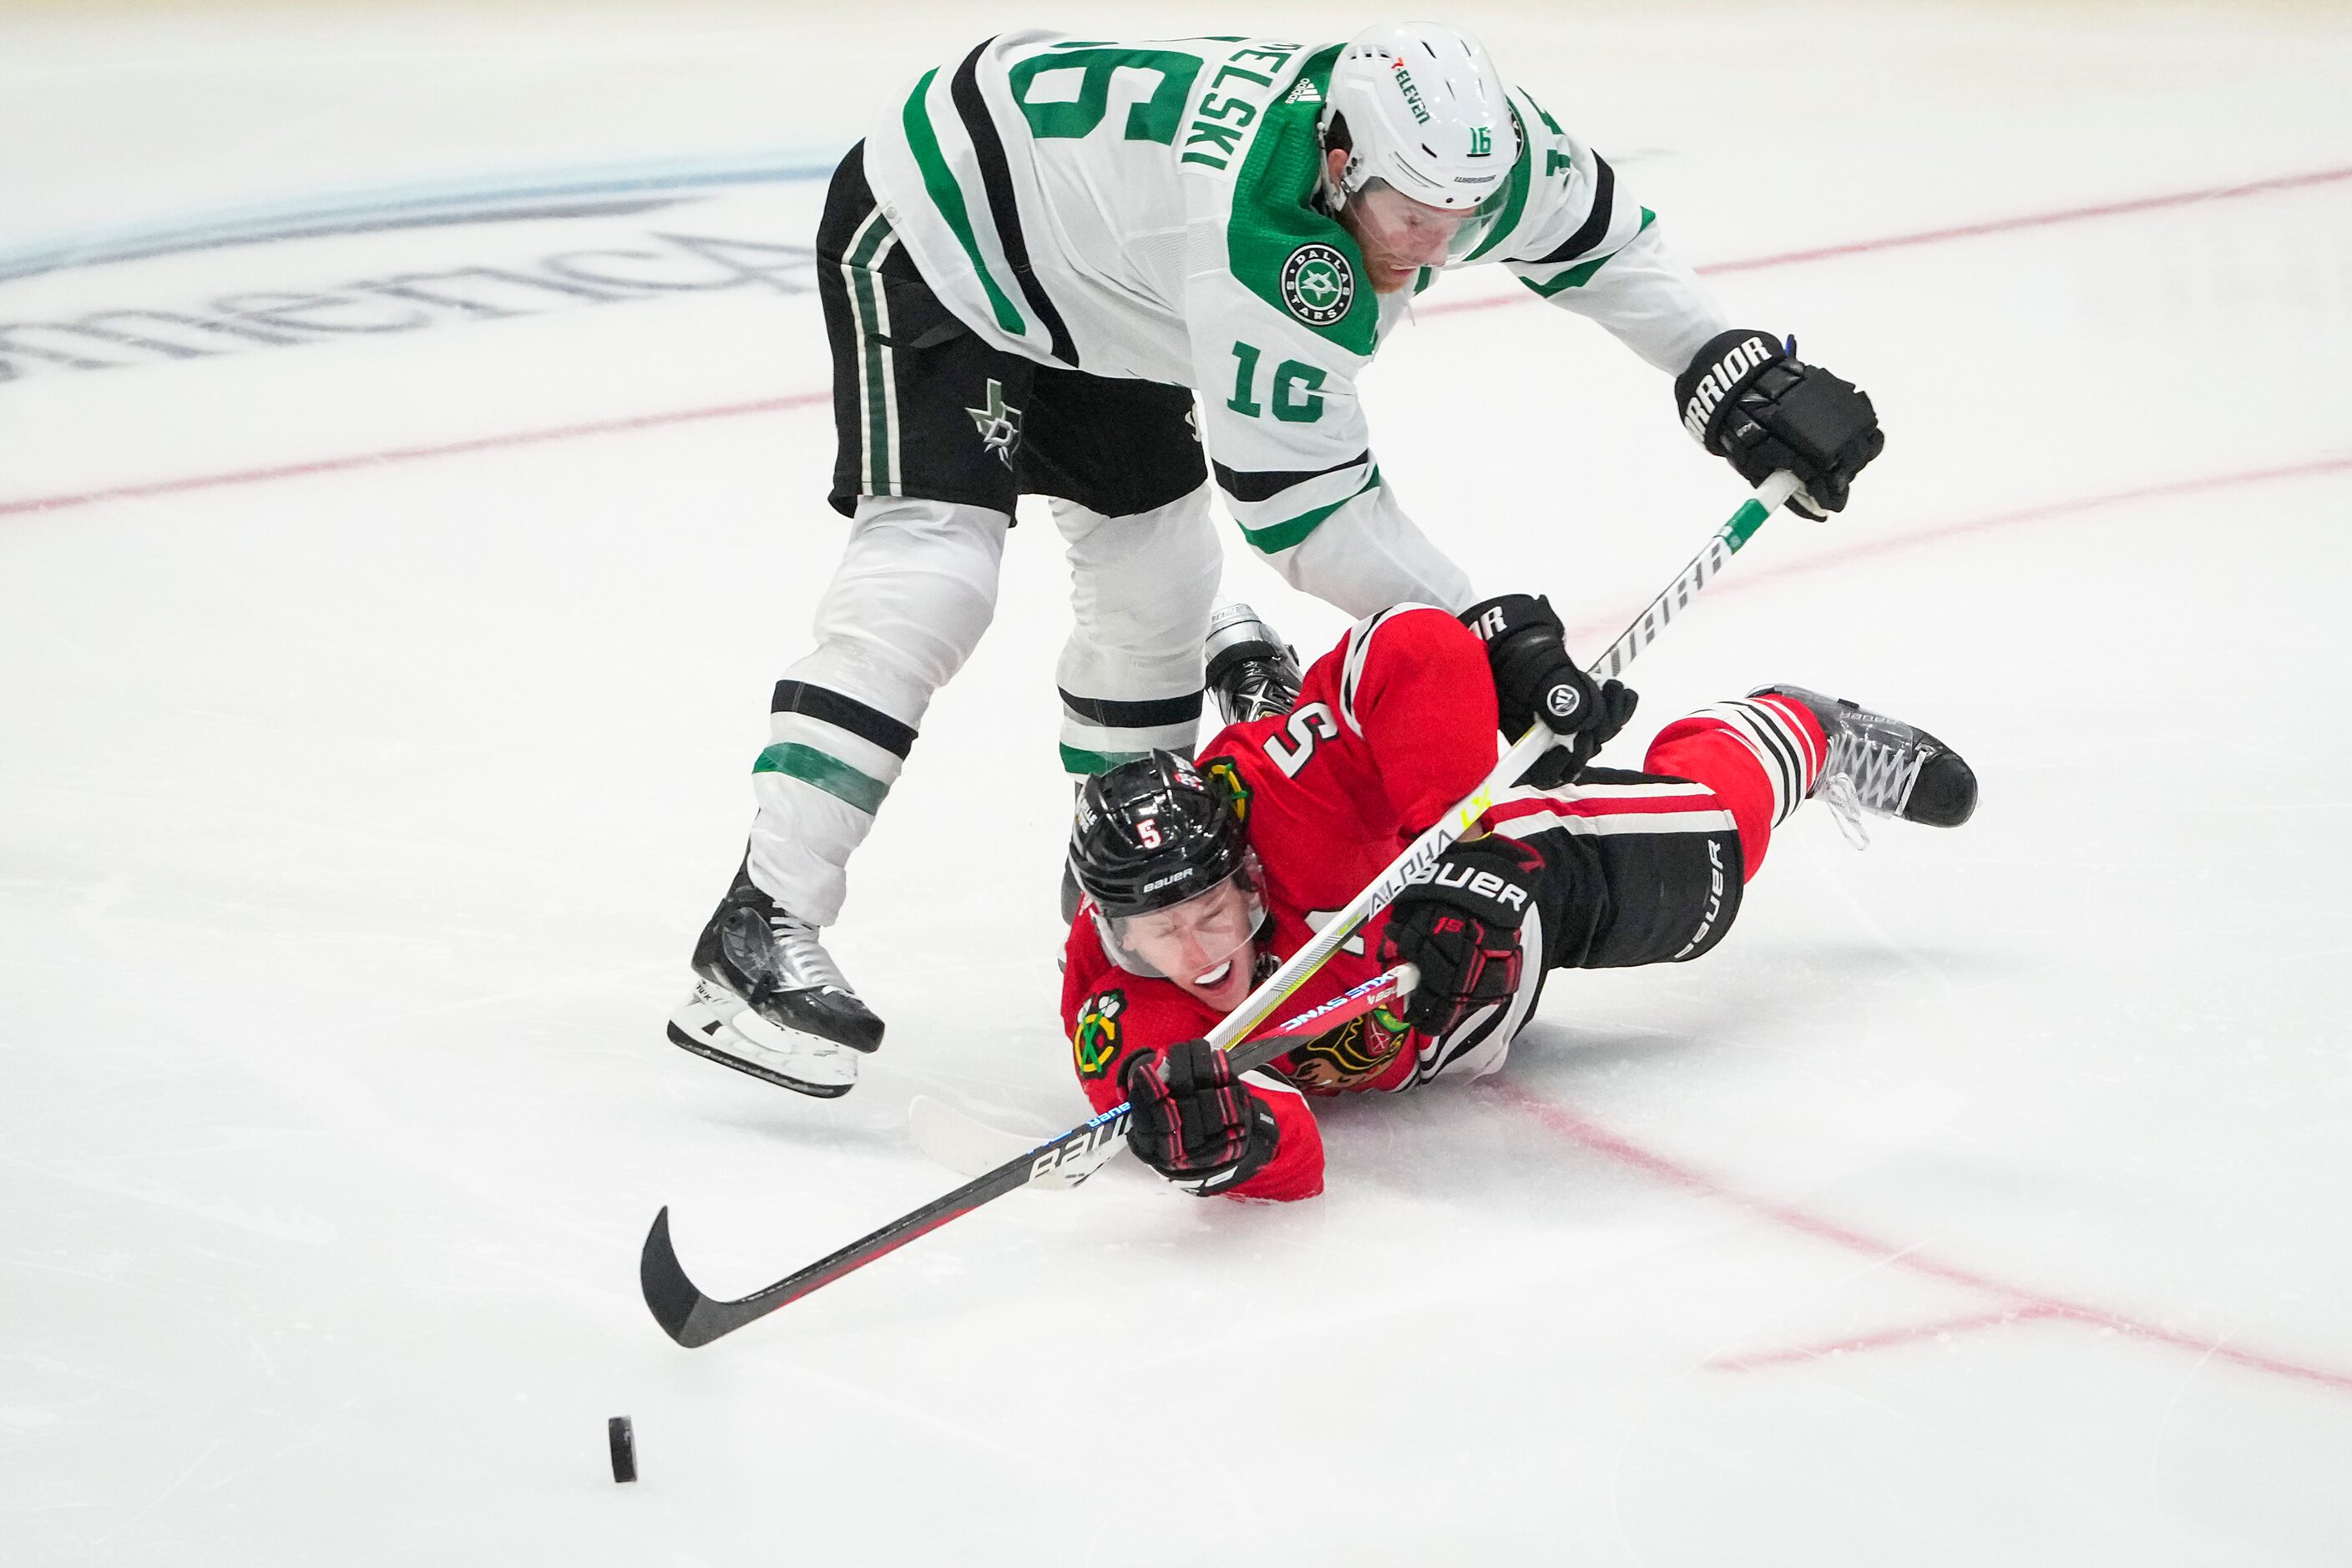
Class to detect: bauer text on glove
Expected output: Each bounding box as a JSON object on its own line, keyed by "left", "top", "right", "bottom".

{"left": 1378, "top": 835, "right": 1546, "bottom": 1036}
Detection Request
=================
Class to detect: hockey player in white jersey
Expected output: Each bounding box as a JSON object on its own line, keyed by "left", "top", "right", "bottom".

{"left": 670, "top": 23, "right": 1885, "bottom": 1096}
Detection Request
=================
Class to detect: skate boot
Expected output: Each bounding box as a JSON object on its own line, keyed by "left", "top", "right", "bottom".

{"left": 1756, "top": 685, "right": 1979, "bottom": 830}
{"left": 1204, "top": 602, "right": 1302, "bottom": 725}
{"left": 666, "top": 857, "right": 882, "bottom": 1098}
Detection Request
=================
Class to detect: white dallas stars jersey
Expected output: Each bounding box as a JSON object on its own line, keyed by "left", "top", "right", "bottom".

{"left": 862, "top": 32, "right": 1727, "bottom": 563}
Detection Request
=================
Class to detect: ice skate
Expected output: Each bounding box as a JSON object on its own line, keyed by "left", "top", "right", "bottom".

{"left": 1757, "top": 685, "right": 1978, "bottom": 827}
{"left": 1204, "top": 602, "right": 1302, "bottom": 725}
{"left": 667, "top": 858, "right": 881, "bottom": 1098}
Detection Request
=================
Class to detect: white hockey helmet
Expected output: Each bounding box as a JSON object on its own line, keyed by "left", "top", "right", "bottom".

{"left": 1322, "top": 22, "right": 1517, "bottom": 215}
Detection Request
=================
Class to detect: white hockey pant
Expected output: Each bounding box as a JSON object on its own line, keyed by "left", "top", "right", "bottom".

{"left": 750, "top": 496, "right": 1008, "bottom": 925}
{"left": 748, "top": 486, "right": 1223, "bottom": 924}
{"left": 1052, "top": 482, "right": 1222, "bottom": 771}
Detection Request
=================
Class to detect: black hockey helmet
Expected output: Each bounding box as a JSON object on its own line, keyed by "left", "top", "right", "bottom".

{"left": 1068, "top": 751, "right": 1246, "bottom": 919}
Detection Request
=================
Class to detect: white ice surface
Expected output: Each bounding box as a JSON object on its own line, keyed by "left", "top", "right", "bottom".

{"left": 4, "top": 3, "right": 2351, "bottom": 1563}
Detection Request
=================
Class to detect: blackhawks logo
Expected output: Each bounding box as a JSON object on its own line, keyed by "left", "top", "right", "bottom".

{"left": 1275, "top": 1006, "right": 1409, "bottom": 1093}
{"left": 1279, "top": 243, "right": 1354, "bottom": 326}
{"left": 1073, "top": 989, "right": 1125, "bottom": 1080}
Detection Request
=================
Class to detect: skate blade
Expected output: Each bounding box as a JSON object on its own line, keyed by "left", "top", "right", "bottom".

{"left": 667, "top": 989, "right": 857, "bottom": 1099}
{"left": 1822, "top": 772, "right": 1872, "bottom": 851}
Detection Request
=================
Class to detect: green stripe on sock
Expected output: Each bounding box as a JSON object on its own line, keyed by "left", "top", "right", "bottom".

{"left": 1060, "top": 744, "right": 1149, "bottom": 776}
{"left": 901, "top": 68, "right": 1027, "bottom": 336}
{"left": 754, "top": 742, "right": 889, "bottom": 814}
{"left": 1237, "top": 468, "right": 1382, "bottom": 554}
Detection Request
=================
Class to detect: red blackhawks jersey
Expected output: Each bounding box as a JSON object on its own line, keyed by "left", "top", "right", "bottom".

{"left": 1059, "top": 604, "right": 1503, "bottom": 1201}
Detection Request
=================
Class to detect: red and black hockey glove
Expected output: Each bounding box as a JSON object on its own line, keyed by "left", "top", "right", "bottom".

{"left": 1461, "top": 593, "right": 1637, "bottom": 787}
{"left": 1378, "top": 835, "right": 1548, "bottom": 1036}
{"left": 1675, "top": 329, "right": 1883, "bottom": 519}
{"left": 1121, "top": 1039, "right": 1279, "bottom": 1196}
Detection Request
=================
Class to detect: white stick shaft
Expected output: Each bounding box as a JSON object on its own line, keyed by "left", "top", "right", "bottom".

{"left": 1203, "top": 723, "right": 1555, "bottom": 1050}
{"left": 1588, "top": 470, "right": 1799, "bottom": 682}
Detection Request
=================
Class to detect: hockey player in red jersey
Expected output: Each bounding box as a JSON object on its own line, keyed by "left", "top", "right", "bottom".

{"left": 1060, "top": 596, "right": 1977, "bottom": 1201}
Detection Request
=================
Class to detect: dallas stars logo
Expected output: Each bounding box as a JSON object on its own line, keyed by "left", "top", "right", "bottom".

{"left": 1279, "top": 243, "right": 1354, "bottom": 326}
{"left": 966, "top": 377, "right": 1024, "bottom": 466}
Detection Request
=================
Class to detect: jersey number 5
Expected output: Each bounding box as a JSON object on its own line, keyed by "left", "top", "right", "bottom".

{"left": 1263, "top": 701, "right": 1340, "bottom": 778}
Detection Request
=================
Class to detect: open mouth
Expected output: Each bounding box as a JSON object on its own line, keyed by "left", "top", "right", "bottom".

{"left": 1193, "top": 959, "right": 1233, "bottom": 988}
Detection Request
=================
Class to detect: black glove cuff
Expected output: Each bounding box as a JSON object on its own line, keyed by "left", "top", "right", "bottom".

{"left": 1184, "top": 1100, "right": 1280, "bottom": 1196}
{"left": 1461, "top": 594, "right": 1593, "bottom": 740}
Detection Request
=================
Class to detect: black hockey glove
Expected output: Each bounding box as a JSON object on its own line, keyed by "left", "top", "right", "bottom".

{"left": 1121, "top": 1039, "right": 1280, "bottom": 1196}
{"left": 1378, "top": 835, "right": 1547, "bottom": 1037}
{"left": 1675, "top": 329, "right": 1884, "bottom": 519}
{"left": 1462, "top": 593, "right": 1637, "bottom": 787}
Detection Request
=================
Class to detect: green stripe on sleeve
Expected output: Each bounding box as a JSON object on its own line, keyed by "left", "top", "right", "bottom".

{"left": 754, "top": 743, "right": 889, "bottom": 814}
{"left": 1521, "top": 207, "right": 1656, "bottom": 298}
{"left": 900, "top": 68, "right": 1028, "bottom": 336}
{"left": 1237, "top": 467, "right": 1381, "bottom": 554}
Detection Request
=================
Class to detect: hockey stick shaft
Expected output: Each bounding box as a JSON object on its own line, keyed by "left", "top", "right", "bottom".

{"left": 1587, "top": 471, "right": 1799, "bottom": 681}
{"left": 908, "top": 964, "right": 1419, "bottom": 1186}
{"left": 641, "top": 968, "right": 1416, "bottom": 1346}
{"left": 640, "top": 473, "right": 1796, "bottom": 1345}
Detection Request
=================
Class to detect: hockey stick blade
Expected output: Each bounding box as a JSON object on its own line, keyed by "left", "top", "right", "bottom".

{"left": 639, "top": 1100, "right": 1134, "bottom": 1347}
{"left": 641, "top": 968, "right": 1421, "bottom": 1343}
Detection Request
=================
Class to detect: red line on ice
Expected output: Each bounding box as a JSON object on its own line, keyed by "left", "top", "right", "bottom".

{"left": 0, "top": 392, "right": 829, "bottom": 519}
{"left": 1416, "top": 162, "right": 2352, "bottom": 317}
{"left": 1705, "top": 1307, "right": 2067, "bottom": 1373}
{"left": 5, "top": 164, "right": 2347, "bottom": 519}
{"left": 1485, "top": 1081, "right": 2352, "bottom": 1396}
{"left": 1557, "top": 453, "right": 2352, "bottom": 647}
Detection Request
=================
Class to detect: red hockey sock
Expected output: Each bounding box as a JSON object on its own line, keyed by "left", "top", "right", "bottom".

{"left": 1642, "top": 694, "right": 1827, "bottom": 880}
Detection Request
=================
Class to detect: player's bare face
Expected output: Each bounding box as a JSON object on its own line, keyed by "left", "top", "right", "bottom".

{"left": 1120, "top": 878, "right": 1257, "bottom": 1012}
{"left": 1327, "top": 152, "right": 1473, "bottom": 293}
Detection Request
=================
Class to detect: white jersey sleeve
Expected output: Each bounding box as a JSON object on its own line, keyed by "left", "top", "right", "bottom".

{"left": 1453, "top": 88, "right": 1730, "bottom": 374}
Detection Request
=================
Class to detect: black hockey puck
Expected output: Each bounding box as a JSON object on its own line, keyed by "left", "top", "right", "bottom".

{"left": 608, "top": 1414, "right": 636, "bottom": 1483}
